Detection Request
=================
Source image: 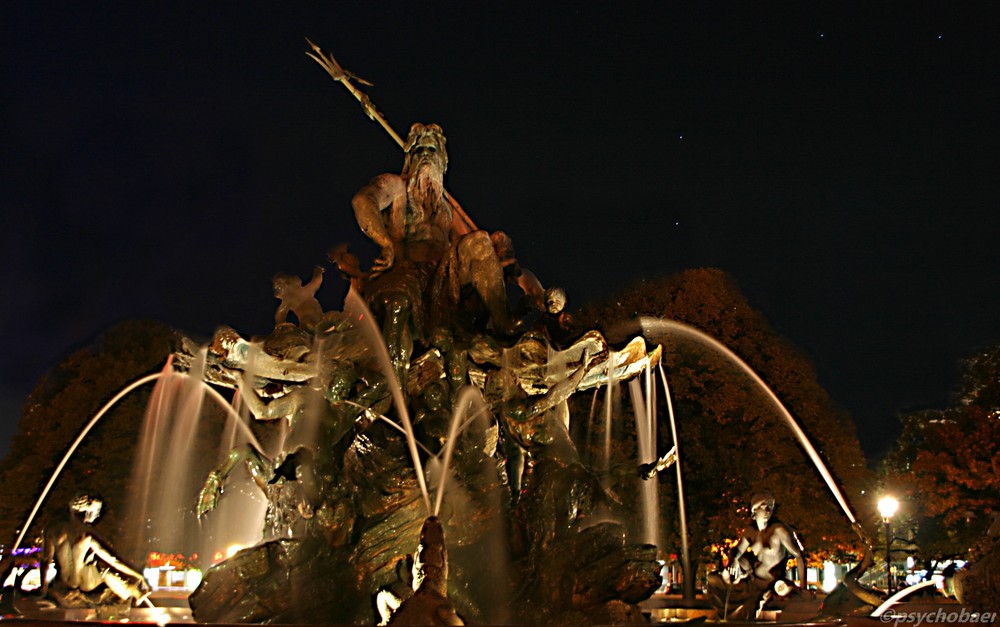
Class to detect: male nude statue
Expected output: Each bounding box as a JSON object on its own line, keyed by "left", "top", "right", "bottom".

{"left": 40, "top": 495, "right": 149, "bottom": 607}
{"left": 352, "top": 123, "right": 520, "bottom": 381}
{"left": 707, "top": 492, "right": 807, "bottom": 620}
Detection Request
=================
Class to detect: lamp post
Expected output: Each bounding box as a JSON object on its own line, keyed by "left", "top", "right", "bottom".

{"left": 878, "top": 496, "right": 899, "bottom": 594}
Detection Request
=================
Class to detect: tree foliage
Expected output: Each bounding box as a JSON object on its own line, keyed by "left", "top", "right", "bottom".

{"left": 576, "top": 268, "right": 871, "bottom": 566}
{"left": 883, "top": 343, "right": 1000, "bottom": 559}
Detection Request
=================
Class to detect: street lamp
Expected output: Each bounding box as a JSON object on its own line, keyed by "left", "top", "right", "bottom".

{"left": 878, "top": 496, "right": 899, "bottom": 594}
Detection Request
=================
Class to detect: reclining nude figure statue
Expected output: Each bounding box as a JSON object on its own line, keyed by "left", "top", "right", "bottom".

{"left": 707, "top": 492, "right": 807, "bottom": 620}
{"left": 40, "top": 495, "right": 150, "bottom": 608}
{"left": 350, "top": 122, "right": 522, "bottom": 383}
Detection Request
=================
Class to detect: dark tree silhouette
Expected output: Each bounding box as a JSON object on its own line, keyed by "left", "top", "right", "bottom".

{"left": 883, "top": 341, "right": 1000, "bottom": 560}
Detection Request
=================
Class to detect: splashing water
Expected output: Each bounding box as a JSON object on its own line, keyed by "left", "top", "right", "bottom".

{"left": 603, "top": 349, "right": 617, "bottom": 484}
{"left": 870, "top": 580, "right": 937, "bottom": 617}
{"left": 433, "top": 386, "right": 489, "bottom": 517}
{"left": 629, "top": 378, "right": 659, "bottom": 548}
{"left": 343, "top": 287, "right": 432, "bottom": 516}
{"left": 659, "top": 362, "right": 693, "bottom": 599}
{"left": 13, "top": 363, "right": 262, "bottom": 556}
{"left": 638, "top": 317, "right": 857, "bottom": 525}
{"left": 125, "top": 347, "right": 270, "bottom": 562}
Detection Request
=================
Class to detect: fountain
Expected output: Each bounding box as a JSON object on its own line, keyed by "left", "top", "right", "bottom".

{"left": 3, "top": 41, "right": 940, "bottom": 626}
{"left": 167, "top": 281, "right": 667, "bottom": 624}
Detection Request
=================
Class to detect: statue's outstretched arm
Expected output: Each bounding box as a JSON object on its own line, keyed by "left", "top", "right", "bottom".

{"left": 638, "top": 446, "right": 677, "bottom": 479}
{"left": 306, "top": 265, "right": 325, "bottom": 291}
{"left": 352, "top": 174, "right": 404, "bottom": 274}
{"left": 527, "top": 352, "right": 598, "bottom": 418}
{"left": 776, "top": 526, "right": 808, "bottom": 589}
{"left": 86, "top": 538, "right": 146, "bottom": 586}
{"left": 728, "top": 535, "right": 751, "bottom": 578}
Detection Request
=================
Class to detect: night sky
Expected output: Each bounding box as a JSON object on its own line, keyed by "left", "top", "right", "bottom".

{"left": 3, "top": 3, "right": 998, "bottom": 461}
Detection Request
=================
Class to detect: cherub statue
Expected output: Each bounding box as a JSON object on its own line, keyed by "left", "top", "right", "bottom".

{"left": 40, "top": 495, "right": 150, "bottom": 608}
{"left": 273, "top": 265, "right": 326, "bottom": 330}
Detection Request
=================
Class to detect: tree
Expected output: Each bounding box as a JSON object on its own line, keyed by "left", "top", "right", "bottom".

{"left": 576, "top": 268, "right": 871, "bottom": 567}
{"left": 883, "top": 342, "right": 1000, "bottom": 560}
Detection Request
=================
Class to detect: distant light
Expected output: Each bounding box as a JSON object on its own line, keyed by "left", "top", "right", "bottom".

{"left": 225, "top": 544, "right": 244, "bottom": 559}
{"left": 878, "top": 496, "right": 899, "bottom": 521}
{"left": 822, "top": 561, "right": 838, "bottom": 592}
{"left": 186, "top": 569, "right": 203, "bottom": 591}
{"left": 155, "top": 608, "right": 172, "bottom": 626}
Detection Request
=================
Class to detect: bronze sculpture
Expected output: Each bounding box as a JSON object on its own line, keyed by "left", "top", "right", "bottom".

{"left": 40, "top": 495, "right": 149, "bottom": 609}
{"left": 273, "top": 266, "right": 328, "bottom": 330}
{"left": 350, "top": 122, "right": 523, "bottom": 383}
{"left": 706, "top": 492, "right": 807, "bottom": 620}
{"left": 182, "top": 120, "right": 664, "bottom": 622}
{"left": 181, "top": 42, "right": 668, "bottom": 624}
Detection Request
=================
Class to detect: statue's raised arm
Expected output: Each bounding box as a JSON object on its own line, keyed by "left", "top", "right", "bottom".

{"left": 352, "top": 173, "right": 406, "bottom": 275}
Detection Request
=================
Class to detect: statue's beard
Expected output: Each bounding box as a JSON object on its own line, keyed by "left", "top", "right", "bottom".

{"left": 406, "top": 161, "right": 445, "bottom": 213}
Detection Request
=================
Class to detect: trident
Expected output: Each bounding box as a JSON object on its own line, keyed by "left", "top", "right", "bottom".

{"left": 306, "top": 38, "right": 478, "bottom": 235}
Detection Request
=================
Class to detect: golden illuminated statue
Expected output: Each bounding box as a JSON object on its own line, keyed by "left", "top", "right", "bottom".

{"left": 40, "top": 495, "right": 150, "bottom": 608}
{"left": 707, "top": 493, "right": 807, "bottom": 620}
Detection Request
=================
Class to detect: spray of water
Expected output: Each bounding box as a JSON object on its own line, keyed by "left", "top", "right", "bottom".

{"left": 870, "top": 580, "right": 936, "bottom": 617}
{"left": 658, "top": 362, "right": 694, "bottom": 599}
{"left": 603, "top": 349, "right": 617, "bottom": 482}
{"left": 336, "top": 398, "right": 436, "bottom": 458}
{"left": 343, "top": 287, "right": 431, "bottom": 515}
{"left": 433, "top": 387, "right": 488, "bottom": 517}
{"left": 639, "top": 317, "right": 857, "bottom": 525}
{"left": 12, "top": 366, "right": 262, "bottom": 554}
{"left": 629, "top": 378, "right": 659, "bottom": 548}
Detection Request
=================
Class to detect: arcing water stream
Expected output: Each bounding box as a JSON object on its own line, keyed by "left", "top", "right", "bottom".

{"left": 638, "top": 317, "right": 858, "bottom": 526}
{"left": 11, "top": 364, "right": 263, "bottom": 555}
{"left": 10, "top": 310, "right": 873, "bottom": 622}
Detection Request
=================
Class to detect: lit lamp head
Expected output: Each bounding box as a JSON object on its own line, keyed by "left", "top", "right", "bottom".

{"left": 877, "top": 496, "right": 899, "bottom": 523}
